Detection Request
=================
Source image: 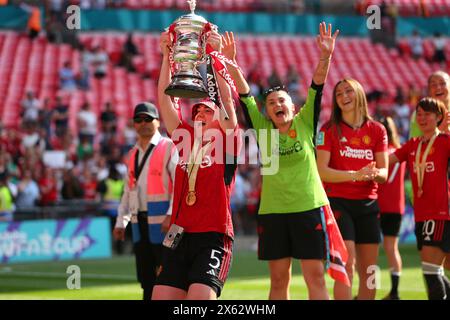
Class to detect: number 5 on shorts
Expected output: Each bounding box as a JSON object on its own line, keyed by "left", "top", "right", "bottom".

{"left": 209, "top": 249, "right": 221, "bottom": 269}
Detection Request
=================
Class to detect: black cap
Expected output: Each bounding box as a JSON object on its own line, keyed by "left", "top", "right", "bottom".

{"left": 133, "top": 102, "right": 159, "bottom": 119}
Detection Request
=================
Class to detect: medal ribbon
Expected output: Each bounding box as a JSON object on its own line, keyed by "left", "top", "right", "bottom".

{"left": 186, "top": 138, "right": 212, "bottom": 205}
{"left": 414, "top": 130, "right": 438, "bottom": 197}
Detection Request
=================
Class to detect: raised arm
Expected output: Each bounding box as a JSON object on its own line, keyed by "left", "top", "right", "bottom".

{"left": 207, "top": 31, "right": 238, "bottom": 131}
{"left": 158, "top": 31, "right": 182, "bottom": 135}
{"left": 313, "top": 22, "right": 339, "bottom": 85}
{"left": 221, "top": 31, "right": 250, "bottom": 95}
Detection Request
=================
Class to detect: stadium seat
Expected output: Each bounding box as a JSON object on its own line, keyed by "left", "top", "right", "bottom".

{"left": 0, "top": 31, "right": 448, "bottom": 128}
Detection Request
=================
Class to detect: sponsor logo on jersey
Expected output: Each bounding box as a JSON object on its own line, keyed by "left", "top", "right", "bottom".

{"left": 413, "top": 161, "right": 435, "bottom": 173}
{"left": 340, "top": 136, "right": 348, "bottom": 143}
{"left": 279, "top": 141, "right": 303, "bottom": 156}
{"left": 179, "top": 156, "right": 213, "bottom": 171}
{"left": 339, "top": 146, "right": 374, "bottom": 160}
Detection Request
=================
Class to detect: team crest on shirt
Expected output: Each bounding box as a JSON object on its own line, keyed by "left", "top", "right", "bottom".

{"left": 316, "top": 132, "right": 325, "bottom": 146}
{"left": 288, "top": 129, "right": 297, "bottom": 139}
{"left": 350, "top": 137, "right": 361, "bottom": 146}
{"left": 362, "top": 135, "right": 371, "bottom": 145}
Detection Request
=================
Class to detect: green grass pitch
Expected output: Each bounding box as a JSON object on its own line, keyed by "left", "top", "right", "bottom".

{"left": 0, "top": 245, "right": 429, "bottom": 300}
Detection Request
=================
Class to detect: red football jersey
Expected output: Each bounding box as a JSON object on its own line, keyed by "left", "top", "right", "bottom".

{"left": 378, "top": 145, "right": 406, "bottom": 214}
{"left": 169, "top": 121, "right": 240, "bottom": 238}
{"left": 394, "top": 134, "right": 450, "bottom": 222}
{"left": 317, "top": 120, "right": 388, "bottom": 200}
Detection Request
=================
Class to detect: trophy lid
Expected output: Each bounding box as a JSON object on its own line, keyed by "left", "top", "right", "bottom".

{"left": 174, "top": 0, "right": 208, "bottom": 27}
{"left": 177, "top": 12, "right": 208, "bottom": 25}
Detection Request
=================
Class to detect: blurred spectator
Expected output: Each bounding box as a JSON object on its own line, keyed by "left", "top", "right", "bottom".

{"left": 79, "top": 44, "right": 92, "bottom": 90}
{"left": 98, "top": 166, "right": 123, "bottom": 216}
{"left": 247, "top": 63, "right": 264, "bottom": 85}
{"left": 392, "top": 94, "right": 410, "bottom": 141}
{"left": 38, "top": 98, "right": 54, "bottom": 142}
{"left": 285, "top": 65, "right": 303, "bottom": 105}
{"left": 21, "top": 126, "right": 44, "bottom": 154}
{"left": 95, "top": 155, "right": 110, "bottom": 181}
{"left": 20, "top": 4, "right": 41, "bottom": 40}
{"left": 45, "top": 14, "right": 63, "bottom": 44}
{"left": 285, "top": 65, "right": 300, "bottom": 92}
{"left": 52, "top": 96, "right": 69, "bottom": 137}
{"left": 21, "top": 90, "right": 41, "bottom": 127}
{"left": 267, "top": 69, "right": 283, "bottom": 87}
{"left": 432, "top": 32, "right": 447, "bottom": 65}
{"left": 38, "top": 167, "right": 58, "bottom": 206}
{"left": 100, "top": 101, "right": 117, "bottom": 141}
{"left": 409, "top": 30, "right": 423, "bottom": 60}
{"left": 407, "top": 83, "right": 422, "bottom": 109}
{"left": 16, "top": 170, "right": 40, "bottom": 209}
{"left": 92, "top": 0, "right": 107, "bottom": 9}
{"left": 77, "top": 135, "right": 94, "bottom": 161}
{"left": 0, "top": 172, "right": 14, "bottom": 221}
{"left": 59, "top": 61, "right": 77, "bottom": 91}
{"left": 119, "top": 33, "right": 139, "bottom": 72}
{"left": 91, "top": 45, "right": 109, "bottom": 79}
{"left": 106, "top": 145, "right": 126, "bottom": 176}
{"left": 77, "top": 102, "right": 97, "bottom": 145}
{"left": 80, "top": 168, "right": 98, "bottom": 201}
{"left": 98, "top": 166, "right": 124, "bottom": 253}
{"left": 2, "top": 128, "right": 21, "bottom": 162}
{"left": 80, "top": 0, "right": 92, "bottom": 9}
{"left": 61, "top": 169, "right": 83, "bottom": 200}
{"left": 122, "top": 119, "right": 136, "bottom": 153}
{"left": 48, "top": 0, "right": 65, "bottom": 21}
{"left": 0, "top": 152, "right": 10, "bottom": 179}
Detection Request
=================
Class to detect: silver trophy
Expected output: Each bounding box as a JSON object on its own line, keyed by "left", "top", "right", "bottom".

{"left": 165, "top": 0, "right": 216, "bottom": 99}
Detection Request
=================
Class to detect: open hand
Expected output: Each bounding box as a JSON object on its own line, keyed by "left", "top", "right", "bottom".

{"left": 222, "top": 31, "right": 236, "bottom": 62}
{"left": 316, "top": 22, "right": 339, "bottom": 59}
{"left": 206, "top": 30, "right": 222, "bottom": 52}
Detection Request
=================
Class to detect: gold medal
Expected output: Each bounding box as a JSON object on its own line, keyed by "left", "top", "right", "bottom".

{"left": 186, "top": 191, "right": 197, "bottom": 206}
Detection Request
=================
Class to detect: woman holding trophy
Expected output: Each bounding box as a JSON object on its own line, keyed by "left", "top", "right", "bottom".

{"left": 151, "top": 26, "right": 240, "bottom": 300}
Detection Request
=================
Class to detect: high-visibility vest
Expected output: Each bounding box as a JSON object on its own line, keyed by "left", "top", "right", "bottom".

{"left": 0, "top": 186, "right": 13, "bottom": 221}
{"left": 127, "top": 138, "right": 174, "bottom": 243}
{"left": 105, "top": 179, "right": 124, "bottom": 201}
{"left": 28, "top": 7, "right": 41, "bottom": 32}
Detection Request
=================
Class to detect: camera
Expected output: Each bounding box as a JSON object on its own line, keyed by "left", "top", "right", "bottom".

{"left": 163, "top": 224, "right": 184, "bottom": 250}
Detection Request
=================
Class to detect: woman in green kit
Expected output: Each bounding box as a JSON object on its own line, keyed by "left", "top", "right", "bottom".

{"left": 222, "top": 23, "right": 343, "bottom": 300}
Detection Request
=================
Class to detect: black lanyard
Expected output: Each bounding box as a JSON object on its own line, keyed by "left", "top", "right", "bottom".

{"left": 134, "top": 143, "right": 155, "bottom": 182}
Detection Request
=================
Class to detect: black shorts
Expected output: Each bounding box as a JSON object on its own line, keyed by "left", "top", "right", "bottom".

{"left": 257, "top": 208, "right": 326, "bottom": 260}
{"left": 155, "top": 232, "right": 233, "bottom": 297}
{"left": 329, "top": 198, "right": 381, "bottom": 244}
{"left": 380, "top": 213, "right": 402, "bottom": 237}
{"left": 415, "top": 220, "right": 450, "bottom": 253}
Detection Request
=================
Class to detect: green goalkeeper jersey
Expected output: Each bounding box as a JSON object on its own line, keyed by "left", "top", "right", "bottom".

{"left": 240, "top": 83, "right": 329, "bottom": 214}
